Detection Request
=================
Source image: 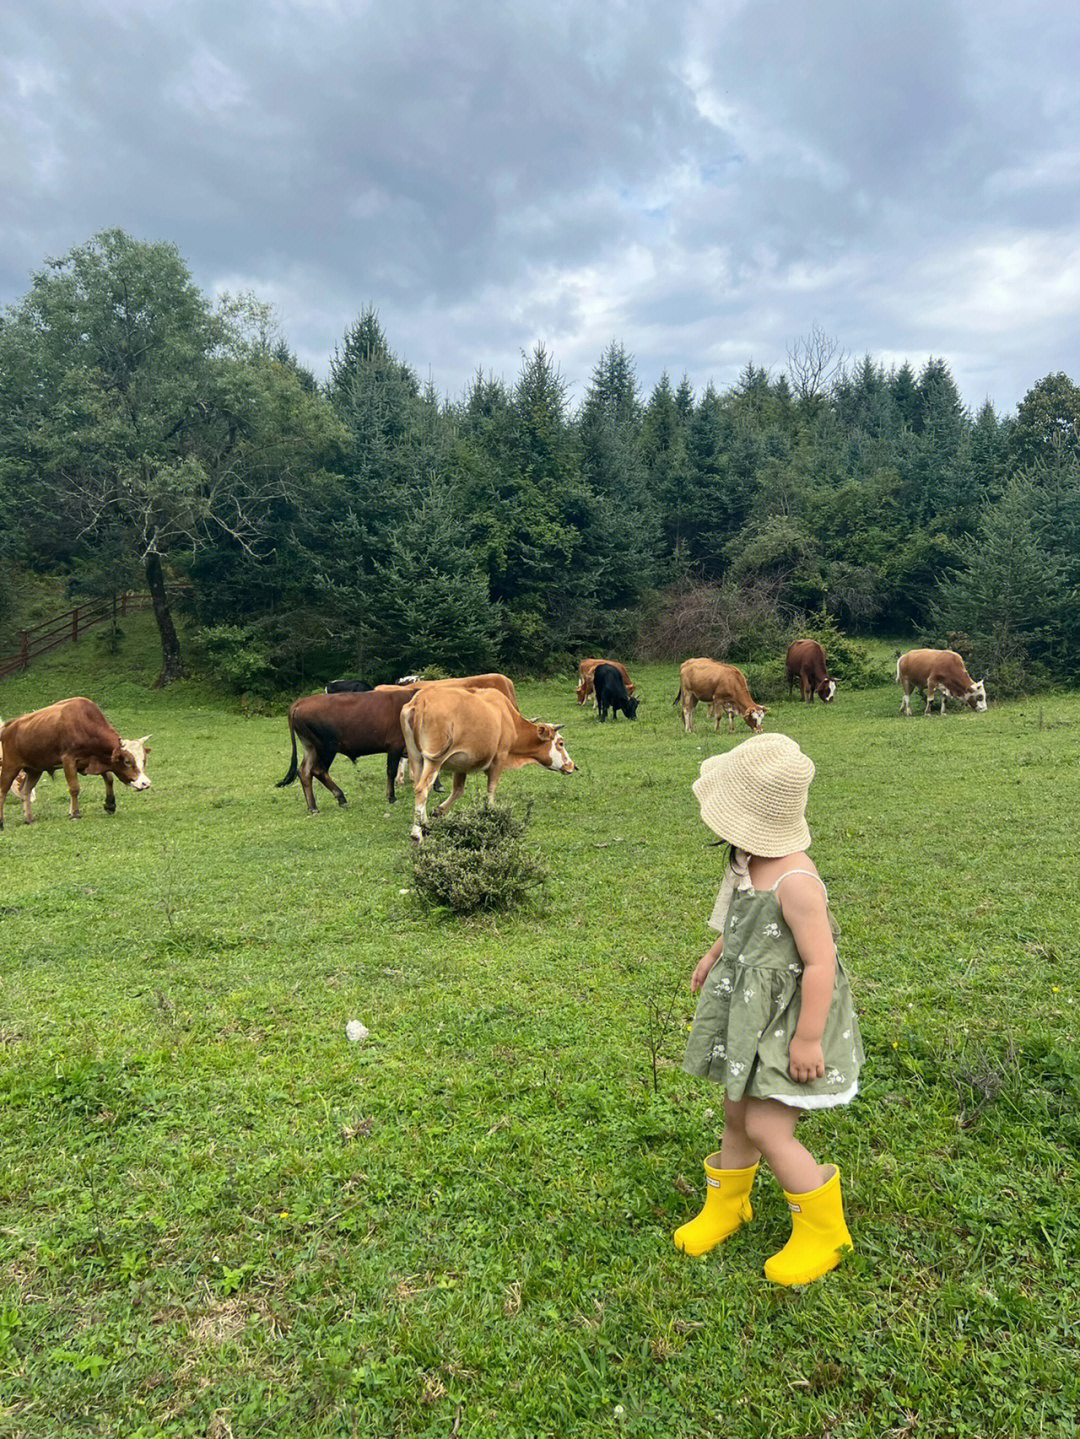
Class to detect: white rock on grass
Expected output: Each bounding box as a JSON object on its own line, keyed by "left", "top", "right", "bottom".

{"left": 346, "top": 1020, "right": 369, "bottom": 1044}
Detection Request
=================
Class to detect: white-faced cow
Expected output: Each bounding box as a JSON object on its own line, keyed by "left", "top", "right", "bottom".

{"left": 576, "top": 658, "right": 636, "bottom": 707}
{"left": 593, "top": 663, "right": 640, "bottom": 722}
{"left": 400, "top": 686, "right": 575, "bottom": 841}
{"left": 896, "top": 649, "right": 987, "bottom": 716}
{"left": 786, "top": 639, "right": 837, "bottom": 704}
{"left": 0, "top": 698, "right": 151, "bottom": 830}
{"left": 677, "top": 659, "right": 768, "bottom": 735}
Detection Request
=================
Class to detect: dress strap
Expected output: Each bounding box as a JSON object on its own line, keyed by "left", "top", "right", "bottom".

{"left": 770, "top": 869, "right": 829, "bottom": 900}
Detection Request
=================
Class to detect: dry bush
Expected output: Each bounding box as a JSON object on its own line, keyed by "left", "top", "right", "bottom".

{"left": 636, "top": 577, "right": 792, "bottom": 664}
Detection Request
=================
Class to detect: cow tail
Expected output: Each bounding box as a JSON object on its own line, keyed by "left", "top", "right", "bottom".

{"left": 673, "top": 686, "right": 681, "bottom": 705}
{"left": 894, "top": 658, "right": 902, "bottom": 684}
{"left": 277, "top": 714, "right": 299, "bottom": 787}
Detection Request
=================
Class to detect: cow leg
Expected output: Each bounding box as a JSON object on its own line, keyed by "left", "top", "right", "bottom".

{"left": 434, "top": 771, "right": 467, "bottom": 818}
{"left": 312, "top": 764, "right": 347, "bottom": 806}
{"left": 681, "top": 694, "right": 696, "bottom": 733}
{"left": 728, "top": 706, "right": 736, "bottom": 735}
{"left": 387, "top": 750, "right": 403, "bottom": 804}
{"left": 62, "top": 755, "right": 82, "bottom": 819}
{"left": 298, "top": 746, "right": 319, "bottom": 813}
{"left": 939, "top": 688, "right": 948, "bottom": 717}
{"left": 0, "top": 765, "right": 16, "bottom": 830}
{"left": 410, "top": 760, "right": 444, "bottom": 840}
{"left": 803, "top": 677, "right": 812, "bottom": 703}
{"left": 16, "top": 769, "right": 41, "bottom": 825}
{"left": 923, "top": 685, "right": 935, "bottom": 717}
{"left": 900, "top": 685, "right": 912, "bottom": 716}
{"left": 485, "top": 764, "right": 504, "bottom": 805}
{"left": 103, "top": 773, "right": 116, "bottom": 814}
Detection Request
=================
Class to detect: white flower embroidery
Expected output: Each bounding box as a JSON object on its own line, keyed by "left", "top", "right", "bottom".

{"left": 826, "top": 1067, "right": 845, "bottom": 1085}
{"left": 736, "top": 952, "right": 747, "bottom": 965}
{"left": 742, "top": 987, "right": 755, "bottom": 1004}
{"left": 710, "top": 1041, "right": 727, "bottom": 1060}
{"left": 727, "top": 1060, "right": 746, "bottom": 1077}
{"left": 729, "top": 915, "right": 739, "bottom": 930}
{"left": 773, "top": 1028, "right": 785, "bottom": 1039}
{"left": 841, "top": 1029, "right": 851, "bottom": 1040}
{"left": 787, "top": 962, "right": 801, "bottom": 972}
{"left": 762, "top": 922, "right": 781, "bottom": 939}
{"left": 714, "top": 975, "right": 733, "bottom": 995}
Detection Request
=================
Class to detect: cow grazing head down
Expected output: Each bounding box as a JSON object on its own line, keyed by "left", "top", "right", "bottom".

{"left": 967, "top": 680, "right": 987, "bottom": 712}
{"left": 818, "top": 678, "right": 837, "bottom": 703}
{"left": 115, "top": 736, "right": 152, "bottom": 789}
{"left": 748, "top": 706, "right": 768, "bottom": 733}
{"left": 534, "top": 723, "right": 575, "bottom": 772}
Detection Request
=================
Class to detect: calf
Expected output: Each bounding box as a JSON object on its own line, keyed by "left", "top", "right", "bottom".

{"left": 677, "top": 658, "right": 768, "bottom": 734}
{"left": 896, "top": 649, "right": 987, "bottom": 716}
{"left": 786, "top": 639, "right": 837, "bottom": 703}
{"left": 0, "top": 698, "right": 151, "bottom": 829}
{"left": 593, "top": 663, "right": 640, "bottom": 722}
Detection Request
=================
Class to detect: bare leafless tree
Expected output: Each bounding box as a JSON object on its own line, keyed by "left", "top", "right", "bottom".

{"left": 786, "top": 325, "right": 847, "bottom": 402}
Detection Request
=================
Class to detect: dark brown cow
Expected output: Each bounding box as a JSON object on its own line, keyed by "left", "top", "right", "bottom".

{"left": 896, "top": 650, "right": 987, "bottom": 716}
{"left": 0, "top": 698, "right": 151, "bottom": 830}
{"left": 400, "top": 686, "right": 575, "bottom": 840}
{"left": 576, "top": 658, "right": 636, "bottom": 707}
{"left": 677, "top": 659, "right": 768, "bottom": 734}
{"left": 277, "top": 686, "right": 420, "bottom": 812}
{"left": 786, "top": 639, "right": 837, "bottom": 704}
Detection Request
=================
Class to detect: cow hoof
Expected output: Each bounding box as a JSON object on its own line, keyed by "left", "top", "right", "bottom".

{"left": 336, "top": 796, "right": 348, "bottom": 807}
{"left": 104, "top": 804, "right": 116, "bottom": 815}
{"left": 410, "top": 826, "right": 423, "bottom": 842}
{"left": 69, "top": 814, "right": 81, "bottom": 821}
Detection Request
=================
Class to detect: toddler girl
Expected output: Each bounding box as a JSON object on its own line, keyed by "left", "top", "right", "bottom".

{"left": 675, "top": 732, "right": 863, "bottom": 1284}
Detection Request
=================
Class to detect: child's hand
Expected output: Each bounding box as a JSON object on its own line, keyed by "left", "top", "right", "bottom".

{"left": 788, "top": 1036, "right": 825, "bottom": 1083}
{"left": 690, "top": 950, "right": 721, "bottom": 993}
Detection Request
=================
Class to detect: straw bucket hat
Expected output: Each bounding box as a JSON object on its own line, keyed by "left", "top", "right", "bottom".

{"left": 692, "top": 733, "right": 815, "bottom": 856}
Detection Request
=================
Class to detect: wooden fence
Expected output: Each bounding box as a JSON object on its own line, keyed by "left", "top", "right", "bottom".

{"left": 0, "top": 593, "right": 152, "bottom": 682}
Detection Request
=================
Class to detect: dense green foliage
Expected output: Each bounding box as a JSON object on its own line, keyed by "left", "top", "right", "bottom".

{"left": 3, "top": 229, "right": 1080, "bottom": 690}
{"left": 0, "top": 617, "right": 1077, "bottom": 1436}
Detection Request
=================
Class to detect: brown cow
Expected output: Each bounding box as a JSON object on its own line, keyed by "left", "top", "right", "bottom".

{"left": 0, "top": 698, "right": 151, "bottom": 829}
{"left": 576, "top": 658, "right": 636, "bottom": 707}
{"left": 786, "top": 640, "right": 837, "bottom": 704}
{"left": 400, "top": 686, "right": 575, "bottom": 840}
{"left": 0, "top": 718, "right": 37, "bottom": 805}
{"left": 896, "top": 650, "right": 987, "bottom": 716}
{"left": 677, "top": 659, "right": 768, "bottom": 734}
{"left": 422, "top": 672, "right": 520, "bottom": 709}
{"left": 278, "top": 686, "right": 421, "bottom": 811}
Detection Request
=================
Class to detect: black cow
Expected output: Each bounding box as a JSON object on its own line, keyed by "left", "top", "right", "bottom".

{"left": 325, "top": 677, "right": 372, "bottom": 695}
{"left": 594, "top": 663, "right": 640, "bottom": 722}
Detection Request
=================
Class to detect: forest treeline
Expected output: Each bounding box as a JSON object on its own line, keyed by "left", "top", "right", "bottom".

{"left": 2, "top": 229, "right": 1080, "bottom": 693}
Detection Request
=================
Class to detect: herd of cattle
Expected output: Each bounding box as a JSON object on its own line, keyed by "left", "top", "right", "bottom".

{"left": 0, "top": 643, "right": 987, "bottom": 836}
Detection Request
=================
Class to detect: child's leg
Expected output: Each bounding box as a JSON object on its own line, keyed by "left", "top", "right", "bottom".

{"left": 720, "top": 1095, "right": 761, "bottom": 1168}
{"left": 743, "top": 1097, "right": 828, "bottom": 1194}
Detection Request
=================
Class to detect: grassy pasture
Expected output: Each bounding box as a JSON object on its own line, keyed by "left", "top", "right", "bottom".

{"left": 0, "top": 620, "right": 1077, "bottom": 1438}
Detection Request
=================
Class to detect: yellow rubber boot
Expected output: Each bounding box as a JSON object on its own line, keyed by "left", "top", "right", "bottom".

{"left": 764, "top": 1165, "right": 853, "bottom": 1285}
{"left": 673, "top": 1155, "right": 757, "bottom": 1256}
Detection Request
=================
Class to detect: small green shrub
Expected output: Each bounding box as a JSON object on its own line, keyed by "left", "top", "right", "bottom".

{"left": 410, "top": 801, "right": 548, "bottom": 914}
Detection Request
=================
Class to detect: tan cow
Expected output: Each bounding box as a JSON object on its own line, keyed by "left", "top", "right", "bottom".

{"left": 400, "top": 686, "right": 575, "bottom": 840}
{"left": 0, "top": 698, "right": 151, "bottom": 829}
{"left": 896, "top": 650, "right": 987, "bottom": 716}
{"left": 0, "top": 718, "right": 37, "bottom": 805}
{"left": 576, "top": 658, "right": 636, "bottom": 707}
{"left": 421, "top": 672, "right": 520, "bottom": 709}
{"left": 677, "top": 658, "right": 768, "bottom": 734}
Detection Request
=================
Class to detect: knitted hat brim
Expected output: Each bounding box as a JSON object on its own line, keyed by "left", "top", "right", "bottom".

{"left": 692, "top": 734, "right": 814, "bottom": 857}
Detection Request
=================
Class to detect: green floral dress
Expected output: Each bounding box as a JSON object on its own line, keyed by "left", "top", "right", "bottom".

{"left": 682, "top": 873, "right": 864, "bottom": 1109}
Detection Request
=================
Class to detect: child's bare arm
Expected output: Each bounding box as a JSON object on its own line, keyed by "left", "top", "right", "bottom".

{"left": 777, "top": 875, "right": 836, "bottom": 1082}
{"left": 691, "top": 935, "right": 724, "bottom": 993}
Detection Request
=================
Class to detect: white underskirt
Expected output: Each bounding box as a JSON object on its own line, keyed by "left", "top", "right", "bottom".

{"left": 765, "top": 1081, "right": 859, "bottom": 1110}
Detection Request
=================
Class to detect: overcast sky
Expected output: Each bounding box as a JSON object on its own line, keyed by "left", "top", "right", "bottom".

{"left": 4, "top": 0, "right": 1079, "bottom": 413}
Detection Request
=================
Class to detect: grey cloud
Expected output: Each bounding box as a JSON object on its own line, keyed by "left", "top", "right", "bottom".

{"left": 3, "top": 0, "right": 1080, "bottom": 412}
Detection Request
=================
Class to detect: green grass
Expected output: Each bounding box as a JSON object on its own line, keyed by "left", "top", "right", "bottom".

{"left": 1, "top": 619, "right": 1077, "bottom": 1437}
